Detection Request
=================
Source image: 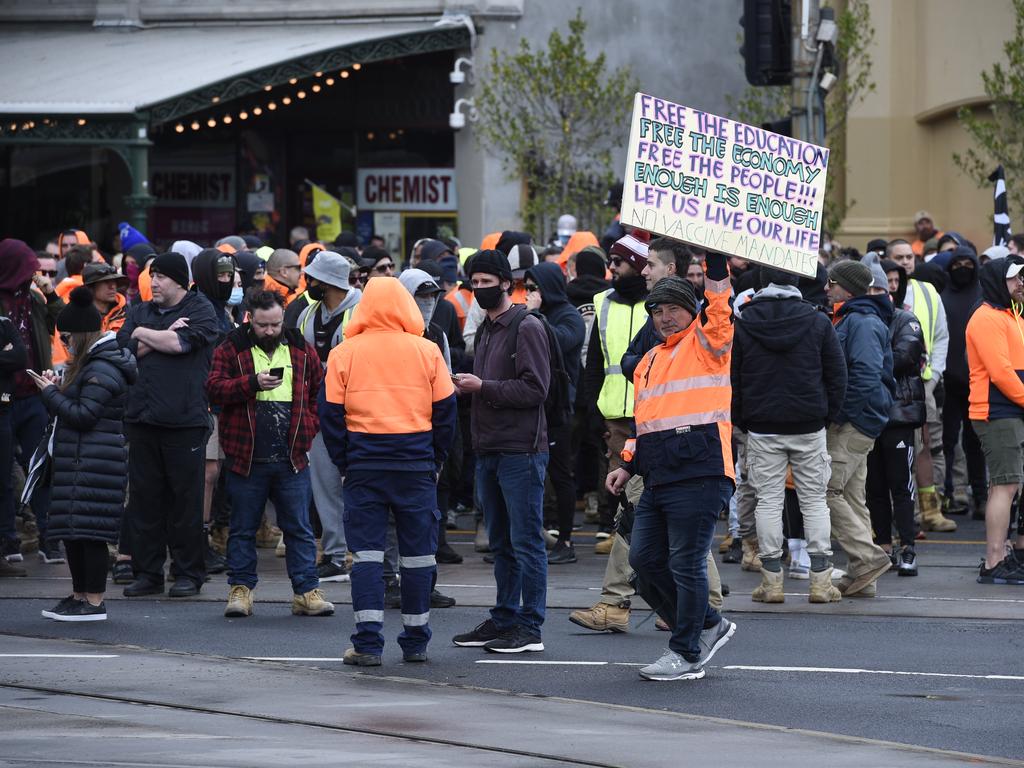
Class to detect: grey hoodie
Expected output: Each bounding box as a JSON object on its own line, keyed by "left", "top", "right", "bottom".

{"left": 295, "top": 287, "right": 362, "bottom": 361}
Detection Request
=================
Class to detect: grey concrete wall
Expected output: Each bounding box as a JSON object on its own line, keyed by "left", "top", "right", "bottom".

{"left": 456, "top": 0, "right": 749, "bottom": 246}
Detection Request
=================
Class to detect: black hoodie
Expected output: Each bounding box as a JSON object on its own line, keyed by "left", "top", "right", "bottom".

{"left": 732, "top": 284, "right": 848, "bottom": 434}
{"left": 940, "top": 245, "right": 982, "bottom": 387}
{"left": 525, "top": 262, "right": 585, "bottom": 401}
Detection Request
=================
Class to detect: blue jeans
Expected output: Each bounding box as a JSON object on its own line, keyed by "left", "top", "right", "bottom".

{"left": 476, "top": 452, "right": 549, "bottom": 636}
{"left": 629, "top": 477, "right": 733, "bottom": 661}
{"left": 11, "top": 395, "right": 50, "bottom": 541}
{"left": 343, "top": 470, "right": 438, "bottom": 656}
{"left": 225, "top": 463, "right": 318, "bottom": 594}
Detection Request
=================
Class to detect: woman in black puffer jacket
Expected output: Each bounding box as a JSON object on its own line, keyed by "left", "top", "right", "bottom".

{"left": 33, "top": 287, "right": 136, "bottom": 621}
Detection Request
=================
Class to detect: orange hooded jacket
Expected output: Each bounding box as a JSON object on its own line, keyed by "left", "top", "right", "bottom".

{"left": 319, "top": 277, "right": 457, "bottom": 473}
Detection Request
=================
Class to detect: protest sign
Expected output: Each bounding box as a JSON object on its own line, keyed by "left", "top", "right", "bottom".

{"left": 620, "top": 92, "right": 829, "bottom": 277}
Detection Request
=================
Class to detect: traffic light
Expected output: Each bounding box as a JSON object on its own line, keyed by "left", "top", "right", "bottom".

{"left": 741, "top": 0, "right": 792, "bottom": 86}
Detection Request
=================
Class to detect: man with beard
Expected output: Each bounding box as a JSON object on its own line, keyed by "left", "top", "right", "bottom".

{"left": 966, "top": 257, "right": 1024, "bottom": 585}
{"left": 206, "top": 289, "right": 333, "bottom": 617}
{"left": 583, "top": 233, "right": 651, "bottom": 543}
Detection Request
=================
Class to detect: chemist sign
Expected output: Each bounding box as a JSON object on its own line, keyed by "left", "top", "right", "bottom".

{"left": 620, "top": 93, "right": 829, "bottom": 277}
{"left": 356, "top": 167, "right": 457, "bottom": 212}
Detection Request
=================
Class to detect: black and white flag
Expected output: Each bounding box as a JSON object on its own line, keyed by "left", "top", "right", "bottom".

{"left": 989, "top": 165, "right": 1012, "bottom": 247}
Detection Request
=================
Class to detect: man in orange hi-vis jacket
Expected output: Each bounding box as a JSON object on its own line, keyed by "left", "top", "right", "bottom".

{"left": 606, "top": 256, "right": 737, "bottom": 682}
{"left": 319, "top": 277, "right": 457, "bottom": 667}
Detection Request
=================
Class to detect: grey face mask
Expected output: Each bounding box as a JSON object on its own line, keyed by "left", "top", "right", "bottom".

{"left": 415, "top": 295, "right": 437, "bottom": 326}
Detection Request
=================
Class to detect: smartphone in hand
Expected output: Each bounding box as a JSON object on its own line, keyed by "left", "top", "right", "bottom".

{"left": 269, "top": 367, "right": 284, "bottom": 378}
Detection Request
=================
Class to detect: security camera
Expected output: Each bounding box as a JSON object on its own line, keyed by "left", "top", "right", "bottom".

{"left": 449, "top": 57, "right": 474, "bottom": 85}
{"left": 819, "top": 72, "right": 837, "bottom": 92}
{"left": 449, "top": 98, "right": 477, "bottom": 130}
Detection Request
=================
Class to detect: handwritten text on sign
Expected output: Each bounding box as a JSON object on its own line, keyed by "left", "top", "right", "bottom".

{"left": 620, "top": 93, "right": 829, "bottom": 277}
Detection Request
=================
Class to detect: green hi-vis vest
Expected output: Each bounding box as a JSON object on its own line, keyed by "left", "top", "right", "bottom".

{"left": 909, "top": 279, "right": 939, "bottom": 381}
{"left": 593, "top": 289, "right": 648, "bottom": 419}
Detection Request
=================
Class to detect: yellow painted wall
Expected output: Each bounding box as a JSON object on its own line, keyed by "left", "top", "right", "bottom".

{"left": 838, "top": 0, "right": 1015, "bottom": 250}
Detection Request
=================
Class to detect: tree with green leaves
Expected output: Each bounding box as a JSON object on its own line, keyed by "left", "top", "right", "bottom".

{"left": 954, "top": 0, "right": 1024, "bottom": 217}
{"left": 727, "top": 0, "right": 876, "bottom": 237}
{"left": 474, "top": 10, "right": 638, "bottom": 242}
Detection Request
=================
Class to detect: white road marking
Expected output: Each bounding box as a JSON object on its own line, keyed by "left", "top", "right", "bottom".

{"left": 243, "top": 657, "right": 345, "bottom": 662}
{"left": 723, "top": 665, "right": 1024, "bottom": 681}
{"left": 474, "top": 660, "right": 1024, "bottom": 680}
{"left": 0, "top": 653, "right": 119, "bottom": 658}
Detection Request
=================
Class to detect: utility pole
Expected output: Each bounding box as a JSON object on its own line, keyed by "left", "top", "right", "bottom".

{"left": 790, "top": 0, "right": 819, "bottom": 145}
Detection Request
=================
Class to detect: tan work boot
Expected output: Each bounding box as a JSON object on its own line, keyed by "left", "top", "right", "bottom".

{"left": 569, "top": 602, "right": 630, "bottom": 632}
{"left": 718, "top": 534, "right": 734, "bottom": 554}
{"left": 808, "top": 568, "right": 842, "bottom": 603}
{"left": 751, "top": 568, "right": 785, "bottom": 603}
{"left": 594, "top": 537, "right": 613, "bottom": 555}
{"left": 740, "top": 538, "right": 763, "bottom": 572}
{"left": 583, "top": 492, "right": 600, "bottom": 524}
{"left": 224, "top": 585, "right": 253, "bottom": 617}
{"left": 292, "top": 588, "right": 335, "bottom": 616}
{"left": 256, "top": 518, "right": 282, "bottom": 548}
{"left": 919, "top": 489, "right": 957, "bottom": 532}
{"left": 209, "top": 525, "right": 229, "bottom": 555}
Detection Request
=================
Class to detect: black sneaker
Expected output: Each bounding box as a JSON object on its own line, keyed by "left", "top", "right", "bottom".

{"left": 430, "top": 589, "right": 456, "bottom": 608}
{"left": 205, "top": 543, "right": 227, "bottom": 574}
{"left": 436, "top": 543, "right": 463, "bottom": 564}
{"left": 977, "top": 556, "right": 1024, "bottom": 585}
{"left": 384, "top": 578, "right": 402, "bottom": 609}
{"left": 111, "top": 560, "right": 134, "bottom": 585}
{"left": 317, "top": 558, "right": 351, "bottom": 583}
{"left": 453, "top": 618, "right": 502, "bottom": 647}
{"left": 484, "top": 625, "right": 544, "bottom": 654}
{"left": 123, "top": 577, "right": 165, "bottom": 597}
{"left": 45, "top": 599, "right": 107, "bottom": 622}
{"left": 547, "top": 540, "right": 577, "bottom": 564}
{"left": 38, "top": 539, "right": 65, "bottom": 564}
{"left": 898, "top": 547, "right": 918, "bottom": 576}
{"left": 41, "top": 595, "right": 80, "bottom": 619}
{"left": 721, "top": 537, "right": 742, "bottom": 564}
{"left": 1, "top": 537, "right": 22, "bottom": 563}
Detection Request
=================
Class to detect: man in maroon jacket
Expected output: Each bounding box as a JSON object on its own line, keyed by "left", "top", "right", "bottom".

{"left": 206, "top": 290, "right": 332, "bottom": 618}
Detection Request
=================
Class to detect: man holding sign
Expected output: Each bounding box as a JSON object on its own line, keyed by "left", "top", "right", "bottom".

{"left": 620, "top": 93, "right": 828, "bottom": 279}
{"left": 606, "top": 254, "right": 736, "bottom": 682}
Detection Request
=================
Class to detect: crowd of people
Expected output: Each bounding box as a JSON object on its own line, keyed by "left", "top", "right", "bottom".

{"left": 1, "top": 201, "right": 1022, "bottom": 681}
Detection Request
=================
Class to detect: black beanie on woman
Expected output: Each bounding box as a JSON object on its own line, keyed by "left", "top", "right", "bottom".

{"left": 57, "top": 286, "right": 102, "bottom": 333}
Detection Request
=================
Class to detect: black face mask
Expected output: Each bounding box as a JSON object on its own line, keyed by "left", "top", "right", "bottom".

{"left": 950, "top": 266, "right": 975, "bottom": 288}
{"left": 474, "top": 285, "right": 506, "bottom": 311}
{"left": 612, "top": 273, "right": 647, "bottom": 301}
{"left": 307, "top": 284, "right": 325, "bottom": 301}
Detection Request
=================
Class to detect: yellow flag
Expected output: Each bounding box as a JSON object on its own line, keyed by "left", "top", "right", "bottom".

{"left": 311, "top": 182, "right": 341, "bottom": 243}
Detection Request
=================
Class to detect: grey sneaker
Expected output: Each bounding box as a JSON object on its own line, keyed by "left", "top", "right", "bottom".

{"left": 697, "top": 618, "right": 736, "bottom": 668}
{"left": 639, "top": 649, "right": 705, "bottom": 681}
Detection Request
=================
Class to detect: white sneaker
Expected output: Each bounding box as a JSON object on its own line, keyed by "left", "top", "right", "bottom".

{"left": 831, "top": 567, "right": 846, "bottom": 581}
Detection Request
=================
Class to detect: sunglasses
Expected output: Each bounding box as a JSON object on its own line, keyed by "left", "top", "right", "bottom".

{"left": 373, "top": 262, "right": 395, "bottom": 273}
{"left": 524, "top": 283, "right": 540, "bottom": 292}
{"left": 39, "top": 270, "right": 58, "bottom": 278}
{"left": 59, "top": 333, "right": 72, "bottom": 347}
{"left": 609, "top": 257, "right": 624, "bottom": 267}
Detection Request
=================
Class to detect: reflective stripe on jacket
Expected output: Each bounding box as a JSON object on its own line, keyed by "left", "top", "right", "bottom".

{"left": 593, "top": 288, "right": 647, "bottom": 419}
{"left": 626, "top": 275, "right": 735, "bottom": 486}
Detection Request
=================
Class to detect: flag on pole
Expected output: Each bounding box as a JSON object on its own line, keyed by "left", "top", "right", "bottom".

{"left": 989, "top": 165, "right": 1012, "bottom": 247}
{"left": 309, "top": 181, "right": 341, "bottom": 243}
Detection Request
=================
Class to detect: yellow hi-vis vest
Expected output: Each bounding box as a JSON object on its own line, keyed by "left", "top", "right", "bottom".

{"left": 593, "top": 289, "right": 648, "bottom": 419}
{"left": 909, "top": 279, "right": 939, "bottom": 381}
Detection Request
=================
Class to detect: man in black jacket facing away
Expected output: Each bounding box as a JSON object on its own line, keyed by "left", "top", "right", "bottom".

{"left": 118, "top": 252, "right": 220, "bottom": 598}
{"left": 732, "top": 267, "right": 848, "bottom": 604}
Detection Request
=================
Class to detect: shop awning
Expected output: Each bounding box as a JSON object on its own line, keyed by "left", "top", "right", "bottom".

{"left": 0, "top": 19, "right": 469, "bottom": 128}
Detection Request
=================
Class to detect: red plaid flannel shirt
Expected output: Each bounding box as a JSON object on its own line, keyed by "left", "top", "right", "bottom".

{"left": 206, "top": 326, "right": 322, "bottom": 477}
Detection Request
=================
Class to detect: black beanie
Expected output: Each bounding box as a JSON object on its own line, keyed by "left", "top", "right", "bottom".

{"left": 57, "top": 286, "right": 102, "bottom": 333}
{"left": 466, "top": 249, "right": 513, "bottom": 283}
{"left": 644, "top": 276, "right": 698, "bottom": 318}
{"left": 575, "top": 246, "right": 607, "bottom": 279}
{"left": 758, "top": 266, "right": 800, "bottom": 290}
{"left": 149, "top": 252, "right": 190, "bottom": 290}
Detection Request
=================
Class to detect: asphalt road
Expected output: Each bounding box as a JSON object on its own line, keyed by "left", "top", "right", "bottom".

{"left": 2, "top": 598, "right": 1022, "bottom": 760}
